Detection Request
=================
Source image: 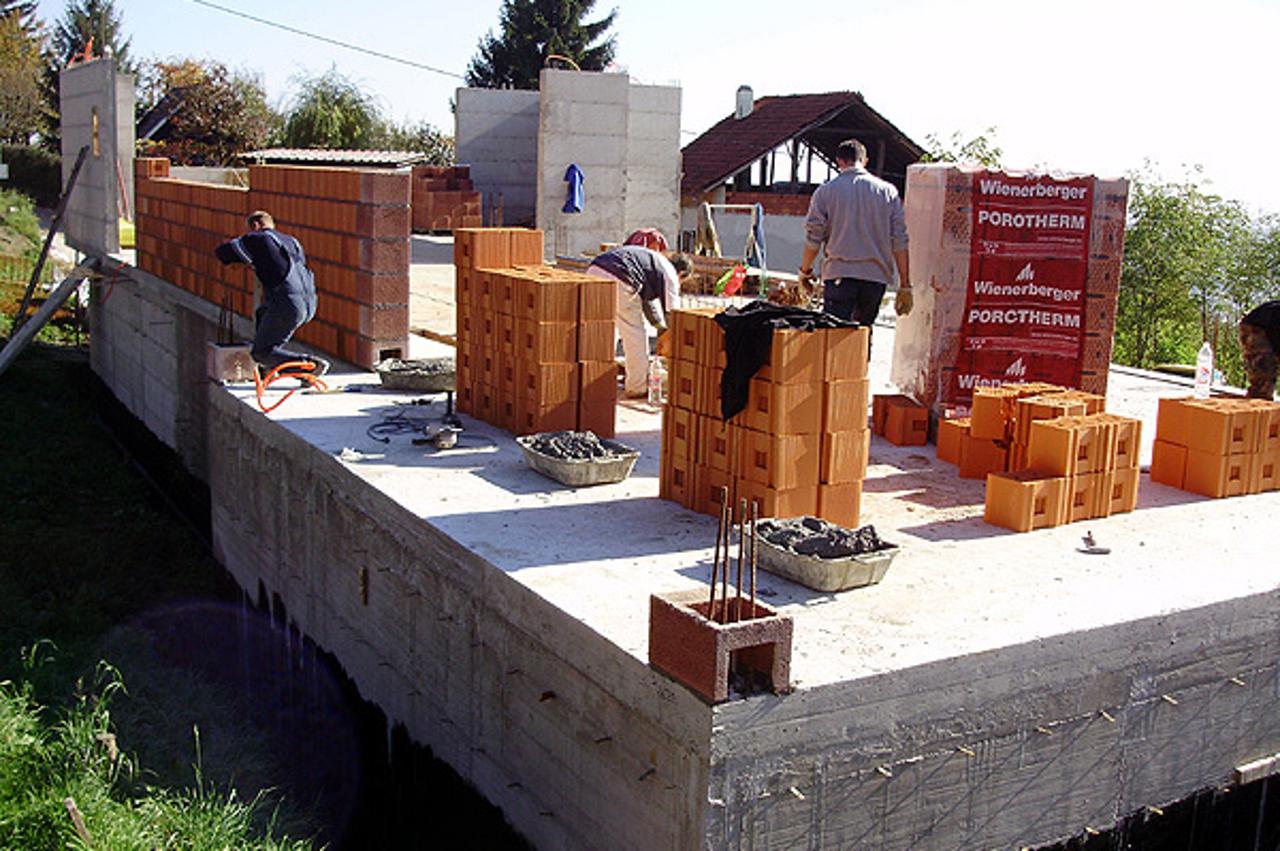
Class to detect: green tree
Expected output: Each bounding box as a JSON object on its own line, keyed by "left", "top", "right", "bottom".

{"left": 49, "top": 0, "right": 130, "bottom": 68}
{"left": 1114, "top": 168, "right": 1280, "bottom": 386}
{"left": 281, "top": 68, "right": 381, "bottom": 149}
{"left": 466, "top": 0, "right": 617, "bottom": 89}
{"left": 136, "top": 59, "right": 280, "bottom": 165}
{"left": 1, "top": 1, "right": 38, "bottom": 31}
{"left": 377, "top": 119, "right": 454, "bottom": 164}
{"left": 0, "top": 12, "right": 48, "bottom": 143}
{"left": 921, "top": 127, "right": 1003, "bottom": 168}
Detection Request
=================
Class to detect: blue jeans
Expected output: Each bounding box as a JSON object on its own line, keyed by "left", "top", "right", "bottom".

{"left": 252, "top": 291, "right": 316, "bottom": 370}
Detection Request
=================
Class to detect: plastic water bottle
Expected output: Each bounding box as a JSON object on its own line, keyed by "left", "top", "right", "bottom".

{"left": 648, "top": 356, "right": 668, "bottom": 405}
{"left": 1194, "top": 341, "right": 1213, "bottom": 399}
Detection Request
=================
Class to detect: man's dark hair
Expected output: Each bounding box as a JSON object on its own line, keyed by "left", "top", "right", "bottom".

{"left": 669, "top": 253, "right": 693, "bottom": 277}
{"left": 835, "top": 139, "right": 868, "bottom": 165}
{"left": 247, "top": 210, "right": 275, "bottom": 229}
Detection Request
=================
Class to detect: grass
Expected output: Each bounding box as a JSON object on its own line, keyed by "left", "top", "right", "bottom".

{"left": 0, "top": 649, "right": 311, "bottom": 850}
{"left": 0, "top": 345, "right": 322, "bottom": 850}
{"left": 0, "top": 188, "right": 82, "bottom": 347}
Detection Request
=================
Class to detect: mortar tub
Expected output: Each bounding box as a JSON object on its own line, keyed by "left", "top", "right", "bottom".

{"left": 756, "top": 533, "right": 900, "bottom": 593}
{"left": 515, "top": 435, "right": 640, "bottom": 487}
{"left": 376, "top": 357, "right": 455, "bottom": 392}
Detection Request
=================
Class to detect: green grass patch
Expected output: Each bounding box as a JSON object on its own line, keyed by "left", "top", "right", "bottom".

{"left": 0, "top": 648, "right": 312, "bottom": 850}
{"left": 0, "top": 346, "right": 322, "bottom": 850}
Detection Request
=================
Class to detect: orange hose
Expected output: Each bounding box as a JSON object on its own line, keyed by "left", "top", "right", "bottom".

{"left": 253, "top": 360, "right": 329, "bottom": 413}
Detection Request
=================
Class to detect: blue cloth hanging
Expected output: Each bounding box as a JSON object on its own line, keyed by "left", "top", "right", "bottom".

{"left": 563, "top": 163, "right": 584, "bottom": 213}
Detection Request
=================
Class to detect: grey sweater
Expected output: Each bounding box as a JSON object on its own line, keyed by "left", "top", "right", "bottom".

{"left": 803, "top": 166, "right": 908, "bottom": 286}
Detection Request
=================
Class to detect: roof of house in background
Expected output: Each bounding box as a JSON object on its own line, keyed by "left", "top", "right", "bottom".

{"left": 243, "top": 149, "right": 427, "bottom": 168}
{"left": 680, "top": 91, "right": 925, "bottom": 197}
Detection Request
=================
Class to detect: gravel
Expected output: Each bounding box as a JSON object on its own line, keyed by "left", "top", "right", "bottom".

{"left": 757, "top": 516, "right": 893, "bottom": 560}
{"left": 526, "top": 430, "right": 631, "bottom": 461}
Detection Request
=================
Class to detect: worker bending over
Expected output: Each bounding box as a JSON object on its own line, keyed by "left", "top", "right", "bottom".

{"left": 215, "top": 210, "right": 328, "bottom": 375}
{"left": 1240, "top": 300, "right": 1280, "bottom": 399}
{"left": 586, "top": 245, "right": 692, "bottom": 398}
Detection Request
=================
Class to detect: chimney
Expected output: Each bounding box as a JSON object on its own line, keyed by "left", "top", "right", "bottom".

{"left": 735, "top": 85, "right": 753, "bottom": 119}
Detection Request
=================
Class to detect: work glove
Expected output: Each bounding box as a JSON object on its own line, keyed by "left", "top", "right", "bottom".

{"left": 797, "top": 268, "right": 816, "bottom": 288}
{"left": 895, "top": 287, "right": 914, "bottom": 317}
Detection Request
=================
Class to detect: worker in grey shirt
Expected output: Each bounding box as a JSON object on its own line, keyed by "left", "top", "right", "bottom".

{"left": 798, "top": 138, "right": 913, "bottom": 347}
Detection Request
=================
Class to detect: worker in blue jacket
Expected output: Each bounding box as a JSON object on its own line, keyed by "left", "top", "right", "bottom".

{"left": 215, "top": 210, "right": 328, "bottom": 375}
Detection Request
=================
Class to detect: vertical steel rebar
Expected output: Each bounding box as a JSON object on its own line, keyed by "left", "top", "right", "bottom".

{"left": 720, "top": 497, "right": 731, "bottom": 623}
{"left": 735, "top": 498, "right": 747, "bottom": 622}
{"left": 750, "top": 501, "right": 759, "bottom": 619}
{"left": 708, "top": 486, "right": 727, "bottom": 621}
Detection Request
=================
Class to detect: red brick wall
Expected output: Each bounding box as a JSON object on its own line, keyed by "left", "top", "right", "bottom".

{"left": 723, "top": 191, "right": 812, "bottom": 217}
{"left": 133, "top": 157, "right": 411, "bottom": 369}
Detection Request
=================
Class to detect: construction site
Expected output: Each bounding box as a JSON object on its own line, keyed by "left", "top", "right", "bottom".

{"left": 6, "top": 56, "right": 1280, "bottom": 850}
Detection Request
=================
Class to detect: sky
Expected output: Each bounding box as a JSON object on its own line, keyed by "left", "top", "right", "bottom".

{"left": 33, "top": 0, "right": 1280, "bottom": 216}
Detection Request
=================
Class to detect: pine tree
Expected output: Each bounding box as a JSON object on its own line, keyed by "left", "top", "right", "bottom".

{"left": 0, "top": 1, "right": 38, "bottom": 31}
{"left": 50, "top": 0, "right": 131, "bottom": 70}
{"left": 466, "top": 0, "right": 617, "bottom": 89}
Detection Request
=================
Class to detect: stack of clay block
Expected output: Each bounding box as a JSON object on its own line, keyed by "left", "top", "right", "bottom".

{"left": 939, "top": 383, "right": 1106, "bottom": 480}
{"left": 984, "top": 412, "right": 1142, "bottom": 531}
{"left": 660, "top": 309, "right": 870, "bottom": 526}
{"left": 891, "top": 163, "right": 1128, "bottom": 415}
{"left": 134, "top": 157, "right": 412, "bottom": 369}
{"left": 1150, "top": 398, "right": 1280, "bottom": 497}
{"left": 453, "top": 228, "right": 617, "bottom": 437}
{"left": 411, "top": 165, "right": 482, "bottom": 232}
{"left": 871, "top": 394, "right": 928, "bottom": 445}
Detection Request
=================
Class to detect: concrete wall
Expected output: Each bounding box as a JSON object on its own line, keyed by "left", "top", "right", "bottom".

{"left": 455, "top": 88, "right": 540, "bottom": 227}
{"left": 205, "top": 387, "right": 712, "bottom": 850}
{"left": 536, "top": 69, "right": 681, "bottom": 259}
{"left": 706, "top": 594, "right": 1280, "bottom": 849}
{"left": 60, "top": 58, "right": 134, "bottom": 256}
{"left": 89, "top": 262, "right": 246, "bottom": 478}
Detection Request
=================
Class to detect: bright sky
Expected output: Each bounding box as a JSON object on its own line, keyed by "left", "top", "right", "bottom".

{"left": 34, "top": 0, "right": 1280, "bottom": 216}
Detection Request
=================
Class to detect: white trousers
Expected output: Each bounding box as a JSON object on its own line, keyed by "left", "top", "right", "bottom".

{"left": 587, "top": 266, "right": 649, "bottom": 396}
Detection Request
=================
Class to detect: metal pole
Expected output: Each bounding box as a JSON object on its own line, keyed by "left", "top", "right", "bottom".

{"left": 12, "top": 146, "right": 89, "bottom": 333}
{"left": 708, "top": 486, "right": 726, "bottom": 621}
{"left": 735, "top": 498, "right": 747, "bottom": 622}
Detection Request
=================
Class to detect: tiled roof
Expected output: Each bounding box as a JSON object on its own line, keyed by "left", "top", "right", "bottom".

{"left": 244, "top": 149, "right": 427, "bottom": 168}
{"left": 680, "top": 92, "right": 860, "bottom": 196}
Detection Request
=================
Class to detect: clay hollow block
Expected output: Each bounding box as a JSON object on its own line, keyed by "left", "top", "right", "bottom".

{"left": 649, "top": 589, "right": 793, "bottom": 704}
{"left": 883, "top": 398, "right": 929, "bottom": 446}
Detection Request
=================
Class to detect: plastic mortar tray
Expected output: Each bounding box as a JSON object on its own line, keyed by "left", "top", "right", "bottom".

{"left": 516, "top": 435, "right": 640, "bottom": 487}
{"left": 376, "top": 357, "right": 455, "bottom": 392}
{"left": 756, "top": 534, "right": 900, "bottom": 593}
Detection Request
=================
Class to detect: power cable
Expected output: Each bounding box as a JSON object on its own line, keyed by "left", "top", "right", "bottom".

{"left": 188, "top": 0, "right": 467, "bottom": 80}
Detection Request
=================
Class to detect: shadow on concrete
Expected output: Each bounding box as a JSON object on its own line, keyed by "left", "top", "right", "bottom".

{"left": 429, "top": 495, "right": 714, "bottom": 569}
{"left": 411, "top": 235, "right": 455, "bottom": 265}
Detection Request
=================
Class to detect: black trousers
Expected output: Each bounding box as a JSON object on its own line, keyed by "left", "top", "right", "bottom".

{"left": 823, "top": 277, "right": 886, "bottom": 355}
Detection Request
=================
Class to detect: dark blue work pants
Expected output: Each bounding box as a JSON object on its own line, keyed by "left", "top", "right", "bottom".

{"left": 252, "top": 291, "right": 316, "bottom": 371}
{"left": 823, "top": 277, "right": 886, "bottom": 357}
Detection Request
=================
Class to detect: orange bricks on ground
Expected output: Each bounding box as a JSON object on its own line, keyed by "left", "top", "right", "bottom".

{"left": 958, "top": 432, "right": 1008, "bottom": 480}
{"left": 661, "top": 314, "right": 868, "bottom": 526}
{"left": 984, "top": 470, "right": 1067, "bottom": 532}
{"left": 1151, "top": 397, "right": 1280, "bottom": 497}
{"left": 872, "top": 394, "right": 928, "bottom": 446}
{"left": 936, "top": 417, "right": 970, "bottom": 465}
{"left": 983, "top": 410, "right": 1142, "bottom": 532}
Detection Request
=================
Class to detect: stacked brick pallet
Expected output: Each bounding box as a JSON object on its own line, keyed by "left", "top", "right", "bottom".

{"left": 891, "top": 164, "right": 1129, "bottom": 416}
{"left": 985, "top": 412, "right": 1142, "bottom": 532}
{"left": 453, "top": 228, "right": 617, "bottom": 437}
{"left": 659, "top": 309, "right": 870, "bottom": 526}
{"left": 134, "top": 157, "right": 412, "bottom": 369}
{"left": 1151, "top": 398, "right": 1280, "bottom": 497}
{"left": 412, "top": 165, "right": 482, "bottom": 233}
